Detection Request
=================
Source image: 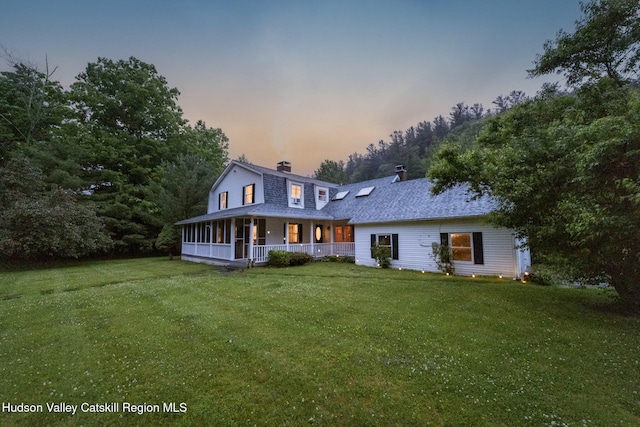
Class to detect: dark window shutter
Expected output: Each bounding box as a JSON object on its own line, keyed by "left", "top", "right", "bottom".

{"left": 370, "top": 234, "right": 376, "bottom": 258}
{"left": 392, "top": 234, "right": 399, "bottom": 260}
{"left": 242, "top": 186, "right": 246, "bottom": 205}
{"left": 250, "top": 184, "right": 255, "bottom": 204}
{"left": 440, "top": 233, "right": 448, "bottom": 246}
{"left": 473, "top": 232, "right": 484, "bottom": 265}
{"left": 298, "top": 224, "right": 303, "bottom": 243}
{"left": 218, "top": 193, "right": 221, "bottom": 210}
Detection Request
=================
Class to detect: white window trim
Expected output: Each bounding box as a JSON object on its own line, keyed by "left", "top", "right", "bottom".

{"left": 315, "top": 186, "right": 329, "bottom": 210}
{"left": 288, "top": 181, "right": 304, "bottom": 208}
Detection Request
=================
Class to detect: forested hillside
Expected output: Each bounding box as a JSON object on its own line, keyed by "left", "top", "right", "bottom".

{"left": 312, "top": 92, "right": 527, "bottom": 183}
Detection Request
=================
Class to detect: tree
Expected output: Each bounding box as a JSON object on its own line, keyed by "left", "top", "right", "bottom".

{"left": 529, "top": 0, "right": 640, "bottom": 88}
{"left": 0, "top": 157, "right": 111, "bottom": 261}
{"left": 429, "top": 0, "right": 640, "bottom": 311}
{"left": 151, "top": 154, "right": 222, "bottom": 256}
{"left": 180, "top": 120, "right": 229, "bottom": 170}
{"left": 313, "top": 159, "right": 347, "bottom": 184}
{"left": 67, "top": 57, "right": 187, "bottom": 255}
{"left": 0, "top": 58, "right": 68, "bottom": 163}
{"left": 430, "top": 83, "right": 640, "bottom": 310}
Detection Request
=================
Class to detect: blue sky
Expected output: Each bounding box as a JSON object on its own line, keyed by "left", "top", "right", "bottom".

{"left": 1, "top": 0, "right": 583, "bottom": 175}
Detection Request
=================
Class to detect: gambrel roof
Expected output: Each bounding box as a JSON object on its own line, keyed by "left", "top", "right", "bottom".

{"left": 176, "top": 161, "right": 495, "bottom": 225}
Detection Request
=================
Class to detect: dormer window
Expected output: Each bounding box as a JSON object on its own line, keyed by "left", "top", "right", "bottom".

{"left": 289, "top": 182, "right": 304, "bottom": 208}
{"left": 291, "top": 184, "right": 301, "bottom": 204}
{"left": 315, "top": 186, "right": 329, "bottom": 210}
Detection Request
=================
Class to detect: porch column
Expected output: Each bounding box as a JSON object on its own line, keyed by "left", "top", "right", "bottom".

{"left": 230, "top": 218, "right": 236, "bottom": 260}
{"left": 249, "top": 217, "right": 255, "bottom": 262}
{"left": 330, "top": 220, "right": 334, "bottom": 254}
{"left": 310, "top": 220, "right": 314, "bottom": 256}
{"left": 285, "top": 220, "right": 289, "bottom": 251}
{"left": 209, "top": 221, "right": 213, "bottom": 258}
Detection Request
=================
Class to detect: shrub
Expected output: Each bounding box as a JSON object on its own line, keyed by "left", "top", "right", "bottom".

{"left": 431, "top": 242, "right": 454, "bottom": 275}
{"left": 371, "top": 244, "right": 391, "bottom": 268}
{"left": 289, "top": 252, "right": 314, "bottom": 266}
{"left": 267, "top": 250, "right": 290, "bottom": 267}
{"left": 320, "top": 255, "right": 355, "bottom": 263}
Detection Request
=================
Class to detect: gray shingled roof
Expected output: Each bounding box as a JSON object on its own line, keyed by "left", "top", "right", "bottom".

{"left": 324, "top": 175, "right": 496, "bottom": 224}
{"left": 176, "top": 162, "right": 495, "bottom": 225}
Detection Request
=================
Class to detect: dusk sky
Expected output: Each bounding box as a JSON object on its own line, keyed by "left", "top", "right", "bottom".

{"left": 1, "top": 1, "right": 583, "bottom": 176}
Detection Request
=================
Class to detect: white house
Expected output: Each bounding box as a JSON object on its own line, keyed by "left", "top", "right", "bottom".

{"left": 176, "top": 161, "right": 531, "bottom": 278}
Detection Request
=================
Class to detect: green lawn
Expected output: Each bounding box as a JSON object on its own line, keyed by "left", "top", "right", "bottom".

{"left": 0, "top": 258, "right": 638, "bottom": 426}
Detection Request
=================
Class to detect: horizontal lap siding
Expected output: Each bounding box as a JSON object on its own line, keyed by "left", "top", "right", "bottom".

{"left": 355, "top": 219, "right": 519, "bottom": 278}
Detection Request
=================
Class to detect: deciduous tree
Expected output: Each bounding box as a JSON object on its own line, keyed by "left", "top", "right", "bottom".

{"left": 429, "top": 0, "right": 640, "bottom": 310}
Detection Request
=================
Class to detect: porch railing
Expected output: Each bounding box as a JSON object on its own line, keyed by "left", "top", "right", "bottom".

{"left": 182, "top": 242, "right": 355, "bottom": 264}
{"left": 252, "top": 242, "right": 355, "bottom": 263}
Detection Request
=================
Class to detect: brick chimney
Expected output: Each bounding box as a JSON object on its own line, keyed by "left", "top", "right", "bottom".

{"left": 277, "top": 161, "right": 291, "bottom": 172}
{"left": 395, "top": 164, "right": 407, "bottom": 181}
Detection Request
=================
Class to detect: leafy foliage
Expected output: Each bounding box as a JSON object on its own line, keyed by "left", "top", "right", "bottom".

{"left": 430, "top": 0, "right": 640, "bottom": 311}
{"left": 0, "top": 55, "right": 228, "bottom": 260}
{"left": 267, "top": 250, "right": 291, "bottom": 268}
{"left": 371, "top": 243, "right": 391, "bottom": 268}
{"left": 0, "top": 158, "right": 111, "bottom": 261}
{"left": 431, "top": 242, "right": 454, "bottom": 275}
{"left": 529, "top": 0, "right": 640, "bottom": 88}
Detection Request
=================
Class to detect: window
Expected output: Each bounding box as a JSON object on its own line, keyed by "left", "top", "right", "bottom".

{"left": 219, "top": 191, "right": 228, "bottom": 210}
{"left": 287, "top": 223, "right": 303, "bottom": 243}
{"left": 451, "top": 233, "right": 472, "bottom": 261}
{"left": 291, "top": 184, "right": 302, "bottom": 205}
{"left": 441, "top": 232, "right": 484, "bottom": 264}
{"left": 334, "top": 225, "right": 354, "bottom": 242}
{"left": 243, "top": 184, "right": 255, "bottom": 205}
{"left": 318, "top": 189, "right": 327, "bottom": 201}
{"left": 370, "top": 233, "right": 399, "bottom": 260}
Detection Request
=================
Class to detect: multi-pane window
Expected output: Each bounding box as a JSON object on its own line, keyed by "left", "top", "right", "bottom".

{"left": 219, "top": 191, "right": 228, "bottom": 209}
{"left": 440, "top": 232, "right": 484, "bottom": 264}
{"left": 291, "top": 184, "right": 302, "bottom": 205}
{"left": 334, "top": 225, "right": 354, "bottom": 242}
{"left": 451, "top": 233, "right": 472, "bottom": 261}
{"left": 370, "top": 233, "right": 399, "bottom": 260}
{"left": 243, "top": 184, "right": 255, "bottom": 205}
{"left": 287, "top": 223, "right": 303, "bottom": 243}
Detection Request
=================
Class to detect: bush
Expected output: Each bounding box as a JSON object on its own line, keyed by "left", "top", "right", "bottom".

{"left": 289, "top": 252, "right": 314, "bottom": 266}
{"left": 320, "top": 255, "right": 355, "bottom": 263}
{"left": 267, "top": 250, "right": 290, "bottom": 267}
{"left": 371, "top": 244, "right": 391, "bottom": 268}
{"left": 431, "top": 242, "right": 454, "bottom": 275}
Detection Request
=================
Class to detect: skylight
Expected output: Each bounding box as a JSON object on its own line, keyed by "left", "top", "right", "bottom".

{"left": 356, "top": 186, "right": 375, "bottom": 197}
{"left": 333, "top": 190, "right": 349, "bottom": 200}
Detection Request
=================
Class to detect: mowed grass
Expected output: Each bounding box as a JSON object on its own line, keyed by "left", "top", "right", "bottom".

{"left": 0, "top": 258, "right": 638, "bottom": 426}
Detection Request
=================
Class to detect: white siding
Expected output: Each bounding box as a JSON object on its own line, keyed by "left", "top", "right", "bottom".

{"left": 355, "top": 218, "right": 525, "bottom": 278}
{"left": 207, "top": 165, "right": 264, "bottom": 213}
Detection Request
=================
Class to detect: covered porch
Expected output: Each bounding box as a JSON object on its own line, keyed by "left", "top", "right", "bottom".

{"left": 180, "top": 215, "right": 355, "bottom": 265}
